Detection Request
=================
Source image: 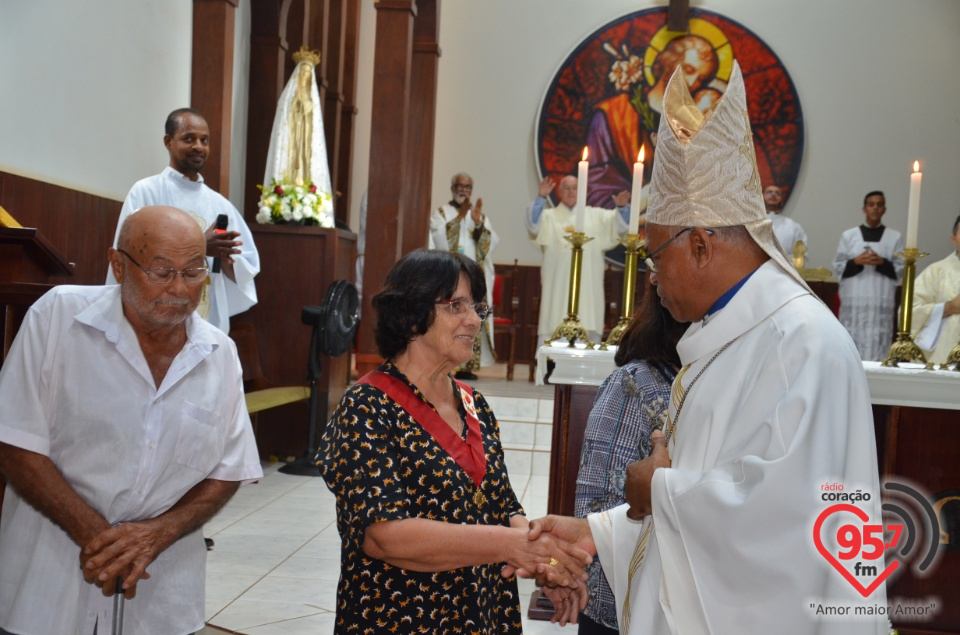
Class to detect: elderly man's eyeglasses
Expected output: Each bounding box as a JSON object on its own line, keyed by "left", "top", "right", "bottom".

{"left": 436, "top": 298, "right": 491, "bottom": 321}
{"left": 644, "top": 227, "right": 713, "bottom": 273}
{"left": 453, "top": 183, "right": 473, "bottom": 191}
{"left": 117, "top": 249, "right": 210, "bottom": 285}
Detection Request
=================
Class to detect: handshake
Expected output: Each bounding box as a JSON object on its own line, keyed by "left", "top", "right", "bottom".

{"left": 502, "top": 515, "right": 597, "bottom": 626}
{"left": 500, "top": 431, "right": 668, "bottom": 625}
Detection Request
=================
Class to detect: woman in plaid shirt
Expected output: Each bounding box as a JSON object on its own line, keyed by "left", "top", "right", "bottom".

{"left": 573, "top": 281, "right": 686, "bottom": 634}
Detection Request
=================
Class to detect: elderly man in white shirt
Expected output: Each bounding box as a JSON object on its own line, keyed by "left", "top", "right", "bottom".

{"left": 0, "top": 206, "right": 262, "bottom": 635}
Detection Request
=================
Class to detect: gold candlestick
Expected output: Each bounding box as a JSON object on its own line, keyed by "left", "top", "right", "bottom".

{"left": 942, "top": 342, "right": 960, "bottom": 371}
{"left": 601, "top": 233, "right": 644, "bottom": 349}
{"left": 882, "top": 248, "right": 929, "bottom": 368}
{"left": 546, "top": 232, "right": 595, "bottom": 348}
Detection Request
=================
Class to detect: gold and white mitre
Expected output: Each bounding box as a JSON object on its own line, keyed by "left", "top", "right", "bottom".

{"left": 646, "top": 61, "right": 811, "bottom": 293}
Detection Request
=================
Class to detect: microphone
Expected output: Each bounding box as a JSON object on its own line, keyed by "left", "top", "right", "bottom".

{"left": 211, "top": 214, "right": 228, "bottom": 273}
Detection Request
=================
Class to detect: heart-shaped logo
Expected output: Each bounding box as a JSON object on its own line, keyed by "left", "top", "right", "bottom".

{"left": 813, "top": 503, "right": 899, "bottom": 597}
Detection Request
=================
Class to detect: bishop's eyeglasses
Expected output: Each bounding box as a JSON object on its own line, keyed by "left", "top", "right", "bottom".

{"left": 644, "top": 227, "right": 714, "bottom": 273}
{"left": 117, "top": 249, "right": 210, "bottom": 285}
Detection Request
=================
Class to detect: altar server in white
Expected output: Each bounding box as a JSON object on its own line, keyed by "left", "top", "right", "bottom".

{"left": 525, "top": 62, "right": 886, "bottom": 635}
{"left": 107, "top": 108, "right": 260, "bottom": 334}
{"left": 833, "top": 191, "right": 904, "bottom": 361}
{"left": 429, "top": 172, "right": 498, "bottom": 378}
{"left": 912, "top": 214, "right": 960, "bottom": 364}
{"left": 526, "top": 176, "right": 629, "bottom": 345}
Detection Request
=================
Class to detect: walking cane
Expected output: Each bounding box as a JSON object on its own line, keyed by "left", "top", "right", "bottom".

{"left": 112, "top": 577, "right": 125, "bottom": 635}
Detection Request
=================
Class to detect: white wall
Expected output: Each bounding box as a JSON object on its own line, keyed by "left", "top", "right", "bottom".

{"left": 4, "top": 1, "right": 959, "bottom": 270}
{"left": 0, "top": 1, "right": 193, "bottom": 201}
{"left": 419, "top": 0, "right": 960, "bottom": 269}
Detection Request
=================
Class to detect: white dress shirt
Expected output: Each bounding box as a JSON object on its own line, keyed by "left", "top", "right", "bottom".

{"left": 0, "top": 285, "right": 262, "bottom": 635}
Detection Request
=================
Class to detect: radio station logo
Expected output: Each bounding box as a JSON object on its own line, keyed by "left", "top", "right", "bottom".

{"left": 814, "top": 480, "right": 941, "bottom": 598}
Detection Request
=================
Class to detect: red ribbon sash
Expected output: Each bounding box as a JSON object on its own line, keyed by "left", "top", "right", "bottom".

{"left": 359, "top": 371, "right": 487, "bottom": 488}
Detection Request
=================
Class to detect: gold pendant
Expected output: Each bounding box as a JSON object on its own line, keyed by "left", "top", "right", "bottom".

{"left": 473, "top": 489, "right": 486, "bottom": 509}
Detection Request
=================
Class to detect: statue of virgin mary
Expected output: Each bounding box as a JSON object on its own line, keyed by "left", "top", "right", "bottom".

{"left": 261, "top": 46, "right": 334, "bottom": 227}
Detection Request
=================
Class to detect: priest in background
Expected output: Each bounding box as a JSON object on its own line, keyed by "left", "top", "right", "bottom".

{"left": 107, "top": 108, "right": 259, "bottom": 334}
{"left": 521, "top": 62, "right": 886, "bottom": 635}
{"left": 764, "top": 183, "right": 808, "bottom": 255}
{"left": 526, "top": 176, "right": 630, "bottom": 347}
{"left": 429, "top": 172, "right": 498, "bottom": 380}
{"left": 911, "top": 214, "right": 960, "bottom": 364}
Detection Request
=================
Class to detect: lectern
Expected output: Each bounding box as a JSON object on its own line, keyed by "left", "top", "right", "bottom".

{"left": 0, "top": 225, "right": 74, "bottom": 519}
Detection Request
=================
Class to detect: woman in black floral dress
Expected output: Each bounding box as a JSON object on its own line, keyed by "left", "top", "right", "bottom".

{"left": 317, "top": 249, "right": 590, "bottom": 634}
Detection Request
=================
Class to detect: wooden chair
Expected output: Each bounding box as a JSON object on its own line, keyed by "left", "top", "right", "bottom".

{"left": 528, "top": 292, "right": 540, "bottom": 382}
{"left": 228, "top": 322, "right": 309, "bottom": 415}
{"left": 492, "top": 260, "right": 520, "bottom": 381}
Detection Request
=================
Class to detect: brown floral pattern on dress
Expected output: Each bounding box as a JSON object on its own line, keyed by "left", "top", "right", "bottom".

{"left": 317, "top": 362, "right": 525, "bottom": 634}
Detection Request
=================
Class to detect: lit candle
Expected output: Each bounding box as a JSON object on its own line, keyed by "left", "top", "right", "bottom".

{"left": 906, "top": 160, "right": 921, "bottom": 249}
{"left": 629, "top": 146, "right": 645, "bottom": 235}
{"left": 575, "top": 147, "right": 588, "bottom": 232}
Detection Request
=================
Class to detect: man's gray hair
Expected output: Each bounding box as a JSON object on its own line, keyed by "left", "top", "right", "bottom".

{"left": 450, "top": 172, "right": 472, "bottom": 187}
{"left": 711, "top": 225, "right": 755, "bottom": 247}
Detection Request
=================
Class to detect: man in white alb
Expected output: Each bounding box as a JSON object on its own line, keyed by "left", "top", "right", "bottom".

{"left": 521, "top": 62, "right": 886, "bottom": 635}
{"left": 107, "top": 108, "right": 260, "bottom": 334}
{"left": 833, "top": 191, "right": 904, "bottom": 361}
{"left": 764, "top": 183, "right": 808, "bottom": 256}
{"left": 527, "top": 176, "right": 630, "bottom": 346}
{"left": 911, "top": 214, "right": 960, "bottom": 364}
{"left": 429, "top": 173, "right": 498, "bottom": 380}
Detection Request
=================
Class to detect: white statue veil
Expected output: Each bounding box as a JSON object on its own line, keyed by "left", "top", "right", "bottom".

{"left": 262, "top": 46, "right": 334, "bottom": 227}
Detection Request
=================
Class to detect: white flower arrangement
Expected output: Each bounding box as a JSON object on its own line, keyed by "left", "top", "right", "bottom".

{"left": 255, "top": 179, "right": 334, "bottom": 227}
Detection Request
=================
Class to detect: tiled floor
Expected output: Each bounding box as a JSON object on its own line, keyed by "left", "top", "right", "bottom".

{"left": 200, "top": 363, "right": 572, "bottom": 634}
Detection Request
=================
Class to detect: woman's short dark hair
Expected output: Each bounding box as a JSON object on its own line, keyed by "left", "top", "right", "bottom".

{"left": 372, "top": 249, "right": 487, "bottom": 359}
{"left": 614, "top": 277, "right": 687, "bottom": 368}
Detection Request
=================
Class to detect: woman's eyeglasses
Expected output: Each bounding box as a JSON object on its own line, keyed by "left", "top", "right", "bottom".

{"left": 436, "top": 298, "right": 491, "bottom": 321}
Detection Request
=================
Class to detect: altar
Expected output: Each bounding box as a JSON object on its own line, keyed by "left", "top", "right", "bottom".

{"left": 536, "top": 345, "right": 960, "bottom": 634}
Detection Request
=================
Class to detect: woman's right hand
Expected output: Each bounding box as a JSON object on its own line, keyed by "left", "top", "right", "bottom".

{"left": 503, "top": 522, "right": 592, "bottom": 588}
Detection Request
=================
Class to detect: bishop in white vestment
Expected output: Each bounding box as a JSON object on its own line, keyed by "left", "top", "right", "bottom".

{"left": 588, "top": 262, "right": 885, "bottom": 635}
{"left": 911, "top": 218, "right": 960, "bottom": 363}
{"left": 529, "top": 62, "right": 886, "bottom": 635}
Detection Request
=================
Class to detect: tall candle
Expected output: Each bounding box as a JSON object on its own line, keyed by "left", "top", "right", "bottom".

{"left": 906, "top": 160, "right": 922, "bottom": 249}
{"left": 628, "top": 146, "right": 645, "bottom": 235}
{"left": 575, "top": 147, "right": 588, "bottom": 232}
